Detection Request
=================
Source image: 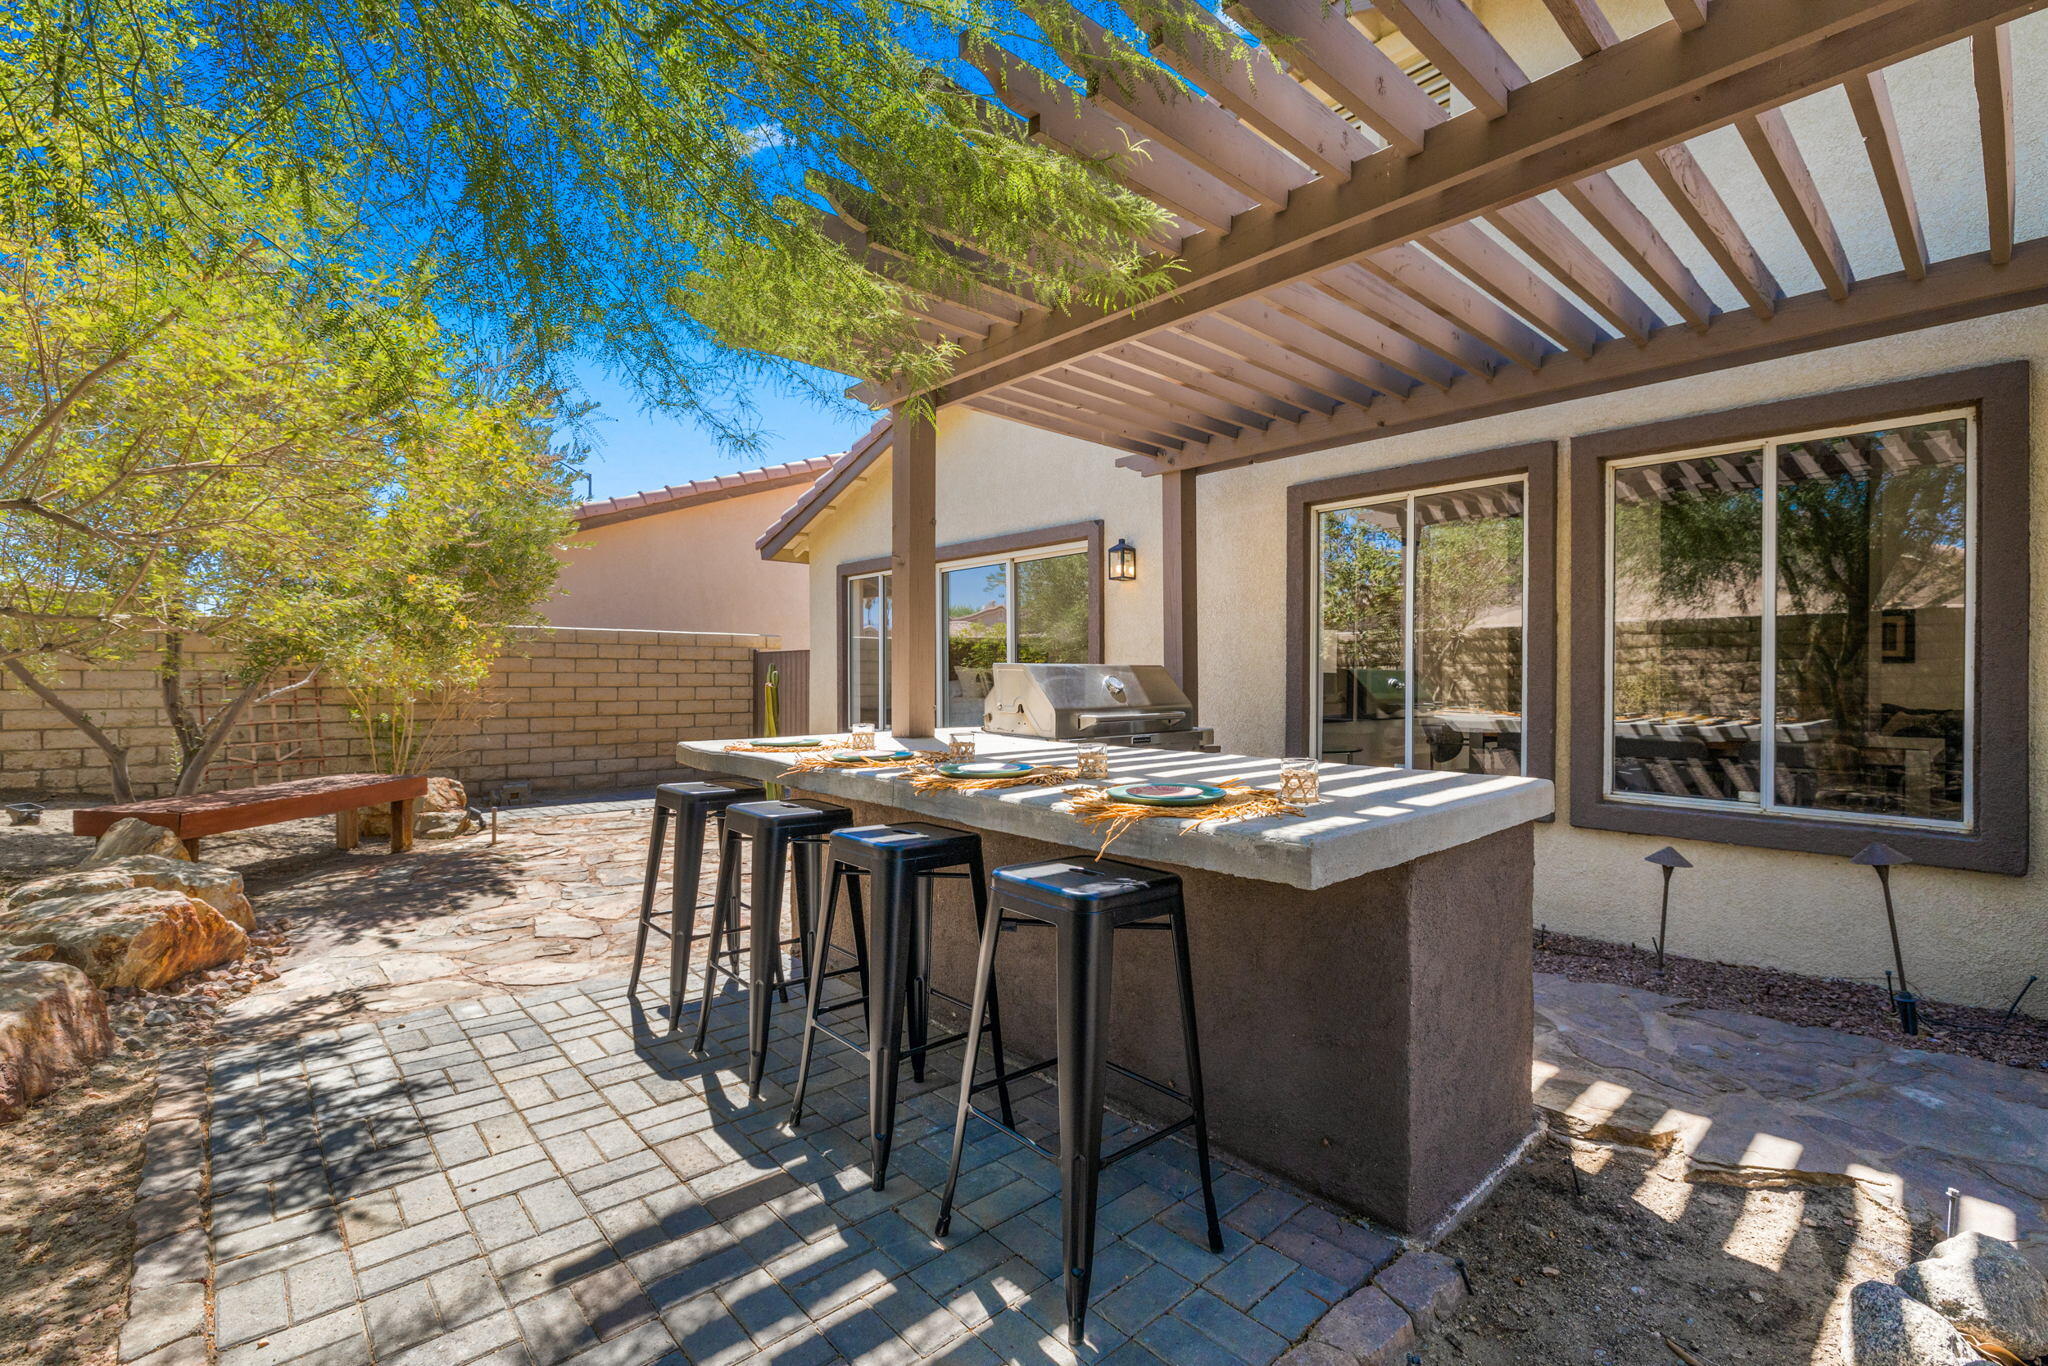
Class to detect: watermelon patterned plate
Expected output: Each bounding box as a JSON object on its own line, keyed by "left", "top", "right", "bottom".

{"left": 938, "top": 761, "right": 1035, "bottom": 778}
{"left": 1106, "top": 782, "right": 1228, "bottom": 807}
{"left": 827, "top": 748, "right": 913, "bottom": 762}
{"left": 750, "top": 736, "right": 824, "bottom": 748}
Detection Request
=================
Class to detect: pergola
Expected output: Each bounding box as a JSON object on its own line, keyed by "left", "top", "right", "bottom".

{"left": 801, "top": 0, "right": 2045, "bottom": 734}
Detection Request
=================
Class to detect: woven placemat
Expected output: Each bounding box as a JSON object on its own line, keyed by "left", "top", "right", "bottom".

{"left": 779, "top": 750, "right": 935, "bottom": 776}
{"left": 1063, "top": 781, "right": 1303, "bottom": 855}
{"left": 906, "top": 765, "right": 1082, "bottom": 794}
{"left": 723, "top": 738, "right": 840, "bottom": 755}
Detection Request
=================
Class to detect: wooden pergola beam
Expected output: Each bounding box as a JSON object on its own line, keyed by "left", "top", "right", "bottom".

{"left": 1218, "top": 295, "right": 1424, "bottom": 398}
{"left": 1180, "top": 313, "right": 1390, "bottom": 408}
{"left": 1638, "top": 145, "right": 1781, "bottom": 318}
{"left": 1047, "top": 6, "right": 1311, "bottom": 207}
{"left": 1539, "top": 0, "right": 1619, "bottom": 58}
{"left": 890, "top": 410, "right": 939, "bottom": 736}
{"left": 1116, "top": 336, "right": 1316, "bottom": 421}
{"left": 1491, "top": 199, "right": 1663, "bottom": 343}
{"left": 1664, "top": 0, "right": 1709, "bottom": 29}
{"left": 1142, "top": 329, "right": 1341, "bottom": 416}
{"left": 1371, "top": 0, "right": 1525, "bottom": 120}
{"left": 963, "top": 395, "right": 1165, "bottom": 456}
{"left": 1356, "top": 243, "right": 1557, "bottom": 369}
{"left": 893, "top": 0, "right": 2014, "bottom": 410}
{"left": 1974, "top": 23, "right": 2015, "bottom": 265}
{"left": 995, "top": 383, "right": 1202, "bottom": 448}
{"left": 1560, "top": 173, "right": 1717, "bottom": 331}
{"left": 1121, "top": 235, "right": 2048, "bottom": 474}
{"left": 1845, "top": 69, "right": 1929, "bottom": 281}
{"left": 1739, "top": 108, "right": 1853, "bottom": 301}
{"left": 814, "top": 214, "right": 1027, "bottom": 326}
{"left": 1264, "top": 283, "right": 1458, "bottom": 391}
{"left": 972, "top": 40, "right": 1249, "bottom": 234}
{"left": 1230, "top": 0, "right": 1449, "bottom": 156}
{"left": 1426, "top": 221, "right": 1604, "bottom": 357}
{"left": 1031, "top": 367, "right": 1247, "bottom": 438}
{"left": 1316, "top": 264, "right": 1503, "bottom": 376}
{"left": 1137, "top": 0, "right": 1377, "bottom": 179}
{"left": 1074, "top": 352, "right": 1277, "bottom": 429}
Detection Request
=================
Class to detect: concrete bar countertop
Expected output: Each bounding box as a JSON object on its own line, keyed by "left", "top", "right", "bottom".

{"left": 678, "top": 733, "right": 1552, "bottom": 890}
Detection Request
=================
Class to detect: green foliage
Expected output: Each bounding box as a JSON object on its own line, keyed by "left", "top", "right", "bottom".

{"left": 0, "top": 0, "right": 1203, "bottom": 440}
{"left": 0, "top": 179, "right": 576, "bottom": 794}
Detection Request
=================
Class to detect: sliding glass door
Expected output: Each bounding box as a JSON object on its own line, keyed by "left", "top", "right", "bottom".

{"left": 1313, "top": 480, "right": 1528, "bottom": 772}
{"left": 941, "top": 546, "right": 1090, "bottom": 727}
{"left": 845, "top": 571, "right": 890, "bottom": 728}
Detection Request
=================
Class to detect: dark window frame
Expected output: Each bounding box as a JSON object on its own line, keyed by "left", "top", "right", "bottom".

{"left": 1569, "top": 362, "right": 2030, "bottom": 875}
{"left": 1283, "top": 442, "right": 1558, "bottom": 787}
{"left": 835, "top": 520, "right": 1104, "bottom": 729}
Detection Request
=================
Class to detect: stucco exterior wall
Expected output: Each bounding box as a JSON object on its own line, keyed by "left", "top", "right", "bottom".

{"left": 546, "top": 484, "right": 812, "bottom": 647}
{"left": 1195, "top": 305, "right": 2048, "bottom": 1013}
{"left": 795, "top": 405, "right": 1163, "bottom": 730}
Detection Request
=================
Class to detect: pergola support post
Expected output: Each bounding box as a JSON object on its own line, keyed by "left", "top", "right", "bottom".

{"left": 890, "top": 407, "right": 939, "bottom": 737}
{"left": 1162, "top": 470, "right": 1199, "bottom": 707}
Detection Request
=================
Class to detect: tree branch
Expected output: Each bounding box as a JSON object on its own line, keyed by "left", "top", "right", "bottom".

{"left": 3, "top": 656, "right": 134, "bottom": 800}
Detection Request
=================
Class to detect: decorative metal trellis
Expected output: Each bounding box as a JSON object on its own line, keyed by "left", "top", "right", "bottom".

{"left": 188, "top": 669, "right": 347, "bottom": 790}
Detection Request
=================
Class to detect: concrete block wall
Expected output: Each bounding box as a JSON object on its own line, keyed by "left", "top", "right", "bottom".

{"left": 0, "top": 626, "right": 774, "bottom": 800}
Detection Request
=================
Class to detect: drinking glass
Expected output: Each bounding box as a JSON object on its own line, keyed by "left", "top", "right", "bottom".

{"left": 1075, "top": 743, "right": 1110, "bottom": 780}
{"left": 945, "top": 730, "right": 978, "bottom": 761}
{"left": 1278, "top": 757, "right": 1321, "bottom": 803}
{"left": 848, "top": 723, "right": 876, "bottom": 751}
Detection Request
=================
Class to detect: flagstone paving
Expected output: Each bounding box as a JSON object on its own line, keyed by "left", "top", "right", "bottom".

{"left": 201, "top": 973, "right": 1394, "bottom": 1366}
{"left": 184, "top": 789, "right": 2048, "bottom": 1364}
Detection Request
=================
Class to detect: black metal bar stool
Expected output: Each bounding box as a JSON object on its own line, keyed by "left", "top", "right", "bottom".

{"left": 936, "top": 856, "right": 1222, "bottom": 1346}
{"left": 628, "top": 780, "right": 765, "bottom": 1031}
{"left": 696, "top": 798, "right": 854, "bottom": 1099}
{"left": 786, "top": 822, "right": 1016, "bottom": 1189}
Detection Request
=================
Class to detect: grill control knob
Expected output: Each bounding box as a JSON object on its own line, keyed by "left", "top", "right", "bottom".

{"left": 1103, "top": 675, "right": 1127, "bottom": 702}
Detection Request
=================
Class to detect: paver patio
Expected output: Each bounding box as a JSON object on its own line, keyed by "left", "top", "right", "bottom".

{"left": 159, "top": 791, "right": 2048, "bottom": 1364}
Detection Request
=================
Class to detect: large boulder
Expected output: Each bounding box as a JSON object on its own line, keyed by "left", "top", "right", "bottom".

{"left": 1898, "top": 1233, "right": 2048, "bottom": 1360}
{"left": 1843, "top": 1280, "right": 1990, "bottom": 1366}
{"left": 6, "top": 856, "right": 254, "bottom": 931}
{"left": 0, "top": 889, "right": 247, "bottom": 990}
{"left": 357, "top": 776, "right": 476, "bottom": 838}
{"left": 0, "top": 961, "right": 111, "bottom": 1123}
{"left": 77, "top": 818, "right": 192, "bottom": 868}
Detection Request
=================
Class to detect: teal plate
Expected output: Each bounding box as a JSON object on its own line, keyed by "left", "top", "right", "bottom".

{"left": 828, "top": 748, "right": 913, "bottom": 762}
{"left": 938, "top": 760, "right": 1034, "bottom": 778}
{"left": 1106, "top": 782, "right": 1228, "bottom": 808}
{"left": 751, "top": 736, "right": 825, "bottom": 748}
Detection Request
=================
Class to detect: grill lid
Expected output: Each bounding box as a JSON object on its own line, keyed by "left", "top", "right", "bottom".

{"left": 983, "top": 663, "right": 1197, "bottom": 738}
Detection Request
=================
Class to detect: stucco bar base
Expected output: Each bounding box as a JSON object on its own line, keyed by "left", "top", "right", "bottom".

{"left": 793, "top": 791, "right": 1535, "bottom": 1237}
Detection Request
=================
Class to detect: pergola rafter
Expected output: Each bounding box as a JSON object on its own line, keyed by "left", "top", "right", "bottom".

{"left": 818, "top": 0, "right": 2046, "bottom": 476}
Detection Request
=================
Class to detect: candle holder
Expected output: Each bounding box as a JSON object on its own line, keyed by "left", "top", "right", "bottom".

{"left": 848, "top": 723, "right": 876, "bottom": 751}
{"left": 945, "top": 730, "right": 978, "bottom": 762}
{"left": 1075, "top": 743, "right": 1110, "bottom": 781}
{"left": 1278, "top": 758, "right": 1321, "bottom": 803}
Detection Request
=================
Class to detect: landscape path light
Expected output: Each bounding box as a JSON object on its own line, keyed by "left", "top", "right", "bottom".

{"left": 1644, "top": 846, "right": 1692, "bottom": 972}
{"left": 1852, "top": 842, "right": 1917, "bottom": 1034}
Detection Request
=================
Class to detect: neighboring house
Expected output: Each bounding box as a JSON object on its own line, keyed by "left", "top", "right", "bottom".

{"left": 754, "top": 0, "right": 2048, "bottom": 1013}
{"left": 546, "top": 456, "right": 834, "bottom": 648}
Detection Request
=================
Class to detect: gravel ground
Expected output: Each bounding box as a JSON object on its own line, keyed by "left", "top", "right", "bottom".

{"left": 1417, "top": 1134, "right": 1924, "bottom": 1366}
{"left": 1535, "top": 929, "right": 2048, "bottom": 1072}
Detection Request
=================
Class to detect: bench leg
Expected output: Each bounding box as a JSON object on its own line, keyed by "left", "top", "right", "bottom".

{"left": 336, "top": 808, "right": 361, "bottom": 851}
{"left": 390, "top": 799, "right": 416, "bottom": 854}
{"left": 181, "top": 837, "right": 202, "bottom": 859}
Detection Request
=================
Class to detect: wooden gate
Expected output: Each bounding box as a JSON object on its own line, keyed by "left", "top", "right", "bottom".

{"left": 752, "top": 650, "right": 811, "bottom": 735}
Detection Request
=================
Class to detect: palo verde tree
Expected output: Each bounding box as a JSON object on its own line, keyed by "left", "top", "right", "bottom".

{"left": 0, "top": 0, "right": 1220, "bottom": 443}
{"left": 0, "top": 179, "right": 575, "bottom": 799}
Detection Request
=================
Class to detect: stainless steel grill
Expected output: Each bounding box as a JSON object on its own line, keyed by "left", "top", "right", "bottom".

{"left": 980, "top": 663, "right": 1215, "bottom": 750}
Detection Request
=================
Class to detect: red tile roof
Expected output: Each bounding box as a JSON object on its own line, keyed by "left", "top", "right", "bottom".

{"left": 755, "top": 417, "right": 895, "bottom": 561}
{"left": 573, "top": 454, "right": 841, "bottom": 531}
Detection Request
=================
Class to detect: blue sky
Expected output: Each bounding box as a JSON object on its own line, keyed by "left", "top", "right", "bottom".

{"left": 565, "top": 363, "right": 877, "bottom": 503}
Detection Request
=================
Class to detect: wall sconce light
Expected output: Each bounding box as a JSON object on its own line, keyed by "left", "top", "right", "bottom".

{"left": 1107, "top": 538, "right": 1138, "bottom": 582}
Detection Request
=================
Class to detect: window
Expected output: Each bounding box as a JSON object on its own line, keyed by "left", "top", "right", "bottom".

{"left": 1312, "top": 480, "right": 1529, "bottom": 774}
{"left": 1570, "top": 364, "right": 2029, "bottom": 874}
{"left": 942, "top": 546, "right": 1090, "bottom": 727}
{"left": 844, "top": 570, "right": 890, "bottom": 728}
{"left": 1603, "top": 414, "right": 1973, "bottom": 826}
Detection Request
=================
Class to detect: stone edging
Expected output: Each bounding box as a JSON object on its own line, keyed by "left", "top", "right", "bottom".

{"left": 119, "top": 1047, "right": 214, "bottom": 1366}
{"left": 1280, "top": 1247, "right": 1472, "bottom": 1366}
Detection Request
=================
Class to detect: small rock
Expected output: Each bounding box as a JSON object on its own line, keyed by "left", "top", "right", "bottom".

{"left": 143, "top": 1010, "right": 173, "bottom": 1027}
{"left": 1897, "top": 1232, "right": 2048, "bottom": 1359}
{"left": 76, "top": 819, "right": 191, "bottom": 868}
{"left": 1540, "top": 1266, "right": 1561, "bottom": 1278}
{"left": 1843, "top": 1280, "right": 1983, "bottom": 1366}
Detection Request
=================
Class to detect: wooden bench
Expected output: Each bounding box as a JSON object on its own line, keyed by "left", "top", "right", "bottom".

{"left": 72, "top": 773, "right": 431, "bottom": 858}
